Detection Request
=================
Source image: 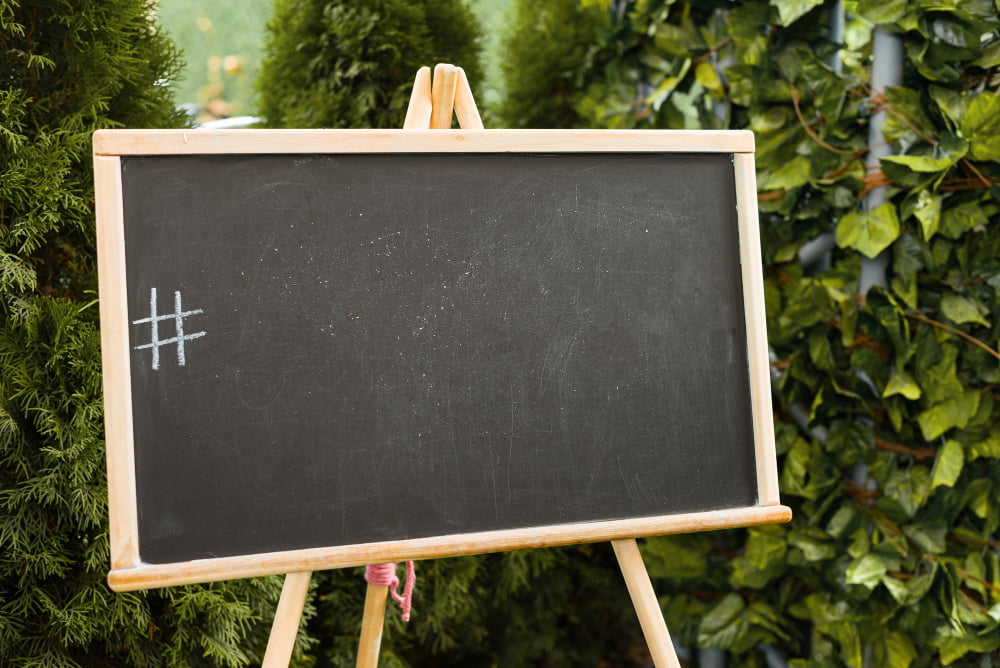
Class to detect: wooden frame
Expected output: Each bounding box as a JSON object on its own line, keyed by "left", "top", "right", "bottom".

{"left": 94, "top": 129, "right": 790, "bottom": 593}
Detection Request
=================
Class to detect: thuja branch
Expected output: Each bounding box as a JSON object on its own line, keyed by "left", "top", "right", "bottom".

{"left": 906, "top": 312, "right": 1000, "bottom": 362}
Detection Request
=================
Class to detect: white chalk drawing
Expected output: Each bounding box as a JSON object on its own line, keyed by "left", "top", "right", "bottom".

{"left": 132, "top": 288, "right": 206, "bottom": 370}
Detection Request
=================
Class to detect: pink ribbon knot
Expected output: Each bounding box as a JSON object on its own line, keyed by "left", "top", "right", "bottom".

{"left": 364, "top": 561, "right": 416, "bottom": 622}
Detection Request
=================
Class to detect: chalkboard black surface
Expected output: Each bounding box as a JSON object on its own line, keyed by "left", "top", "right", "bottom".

{"left": 94, "top": 130, "right": 786, "bottom": 591}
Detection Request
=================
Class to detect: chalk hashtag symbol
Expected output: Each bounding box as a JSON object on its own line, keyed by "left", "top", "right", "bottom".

{"left": 132, "top": 288, "right": 206, "bottom": 370}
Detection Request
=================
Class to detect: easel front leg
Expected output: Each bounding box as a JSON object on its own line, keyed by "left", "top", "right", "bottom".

{"left": 356, "top": 582, "right": 389, "bottom": 668}
{"left": 612, "top": 539, "right": 681, "bottom": 668}
{"left": 262, "top": 571, "right": 312, "bottom": 667}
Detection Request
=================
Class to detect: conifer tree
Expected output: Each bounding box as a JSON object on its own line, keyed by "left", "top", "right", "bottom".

{"left": 0, "top": 1, "right": 288, "bottom": 664}
{"left": 255, "top": 0, "right": 483, "bottom": 129}
{"left": 496, "top": 0, "right": 611, "bottom": 129}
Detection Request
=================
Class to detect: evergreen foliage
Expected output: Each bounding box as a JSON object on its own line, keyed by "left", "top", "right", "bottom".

{"left": 504, "top": 0, "right": 1000, "bottom": 665}
{"left": 0, "top": 1, "right": 287, "bottom": 664}
{"left": 495, "top": 0, "right": 611, "bottom": 129}
{"left": 305, "top": 546, "right": 644, "bottom": 666}
{"left": 255, "top": 0, "right": 483, "bottom": 129}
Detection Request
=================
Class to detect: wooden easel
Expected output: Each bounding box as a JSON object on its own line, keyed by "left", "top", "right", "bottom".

{"left": 261, "top": 64, "right": 680, "bottom": 668}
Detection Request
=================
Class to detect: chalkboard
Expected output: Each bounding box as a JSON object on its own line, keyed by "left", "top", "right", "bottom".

{"left": 93, "top": 130, "right": 787, "bottom": 591}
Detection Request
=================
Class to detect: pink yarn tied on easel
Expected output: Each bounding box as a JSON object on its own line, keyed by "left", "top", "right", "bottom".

{"left": 365, "top": 561, "right": 416, "bottom": 622}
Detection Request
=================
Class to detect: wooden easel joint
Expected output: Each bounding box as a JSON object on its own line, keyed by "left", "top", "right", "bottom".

{"left": 403, "top": 63, "right": 483, "bottom": 131}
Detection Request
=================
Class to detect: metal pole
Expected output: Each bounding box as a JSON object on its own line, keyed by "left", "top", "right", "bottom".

{"left": 859, "top": 27, "right": 904, "bottom": 293}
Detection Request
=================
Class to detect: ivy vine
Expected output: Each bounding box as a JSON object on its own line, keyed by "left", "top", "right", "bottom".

{"left": 536, "top": 0, "right": 1000, "bottom": 665}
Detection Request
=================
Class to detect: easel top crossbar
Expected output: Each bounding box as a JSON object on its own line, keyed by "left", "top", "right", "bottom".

{"left": 92, "top": 129, "right": 754, "bottom": 156}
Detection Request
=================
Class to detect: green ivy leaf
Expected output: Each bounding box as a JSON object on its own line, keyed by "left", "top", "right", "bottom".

{"left": 915, "top": 340, "right": 964, "bottom": 405}
{"left": 698, "top": 593, "right": 750, "bottom": 649}
{"left": 788, "top": 527, "right": 837, "bottom": 562}
{"left": 770, "top": 0, "right": 824, "bottom": 27}
{"left": 917, "top": 388, "right": 982, "bottom": 440}
{"left": 964, "top": 429, "right": 1000, "bottom": 460}
{"left": 882, "top": 87, "right": 936, "bottom": 143}
{"left": 940, "top": 293, "right": 990, "bottom": 326}
{"left": 974, "top": 38, "right": 1000, "bottom": 68}
{"left": 732, "top": 527, "right": 788, "bottom": 588}
{"left": 881, "top": 465, "right": 931, "bottom": 519}
{"left": 874, "top": 630, "right": 919, "bottom": 668}
{"left": 836, "top": 203, "right": 901, "bottom": 259}
{"left": 940, "top": 199, "right": 989, "bottom": 239}
{"left": 883, "top": 561, "right": 937, "bottom": 605}
{"left": 760, "top": 154, "right": 814, "bottom": 190}
{"left": 881, "top": 154, "right": 961, "bottom": 174}
{"left": 930, "top": 85, "right": 973, "bottom": 127}
{"left": 856, "top": 0, "right": 908, "bottom": 24}
{"left": 903, "top": 518, "right": 947, "bottom": 554}
{"left": 646, "top": 58, "right": 691, "bottom": 111}
{"left": 965, "top": 478, "right": 992, "bottom": 518}
{"left": 694, "top": 61, "right": 723, "bottom": 94}
{"left": 883, "top": 368, "right": 922, "bottom": 400}
{"left": 959, "top": 92, "right": 1000, "bottom": 161}
{"left": 930, "top": 439, "right": 965, "bottom": 489}
{"left": 912, "top": 190, "right": 942, "bottom": 240}
{"left": 642, "top": 534, "right": 712, "bottom": 581}
{"left": 936, "top": 632, "right": 1000, "bottom": 665}
{"left": 846, "top": 552, "right": 889, "bottom": 589}
{"left": 891, "top": 234, "right": 925, "bottom": 309}
{"left": 868, "top": 289, "right": 915, "bottom": 367}
{"left": 781, "top": 435, "right": 839, "bottom": 499}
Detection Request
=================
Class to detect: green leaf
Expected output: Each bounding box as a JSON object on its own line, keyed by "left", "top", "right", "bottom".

{"left": 836, "top": 203, "right": 901, "bottom": 258}
{"left": 940, "top": 199, "right": 989, "bottom": 239}
{"left": 698, "top": 593, "right": 752, "bottom": 650}
{"left": 732, "top": 527, "right": 788, "bottom": 588}
{"left": 699, "top": 592, "right": 743, "bottom": 633}
{"left": 940, "top": 293, "right": 990, "bottom": 326}
{"left": 646, "top": 58, "right": 691, "bottom": 111}
{"left": 917, "top": 192, "right": 944, "bottom": 240}
{"left": 826, "top": 505, "right": 861, "bottom": 539}
{"left": 930, "top": 440, "right": 965, "bottom": 489}
{"left": 868, "top": 289, "right": 915, "bottom": 367}
{"left": 856, "top": 0, "right": 908, "bottom": 23}
{"left": 903, "top": 519, "right": 947, "bottom": 554}
{"left": 959, "top": 92, "right": 1000, "bottom": 161}
{"left": 883, "top": 368, "right": 922, "bottom": 400}
{"left": 915, "top": 340, "right": 965, "bottom": 405}
{"left": 694, "top": 61, "right": 723, "bottom": 93}
{"left": 930, "top": 85, "right": 973, "bottom": 126}
{"left": 974, "top": 38, "right": 1000, "bottom": 68}
{"left": 891, "top": 234, "right": 925, "bottom": 309}
{"left": 936, "top": 632, "right": 1000, "bottom": 665}
{"left": 882, "top": 87, "right": 936, "bottom": 143}
{"left": 770, "top": 0, "right": 824, "bottom": 26}
{"left": 965, "top": 478, "right": 992, "bottom": 518}
{"left": 642, "top": 534, "right": 712, "bottom": 581}
{"left": 964, "top": 429, "right": 1000, "bottom": 460}
{"left": 788, "top": 527, "right": 837, "bottom": 562}
{"left": 881, "top": 465, "right": 931, "bottom": 519}
{"left": 881, "top": 154, "right": 961, "bottom": 173}
{"left": 846, "top": 553, "right": 888, "bottom": 589}
{"left": 883, "top": 561, "right": 937, "bottom": 605}
{"left": 876, "top": 630, "right": 918, "bottom": 668}
{"left": 917, "top": 388, "right": 982, "bottom": 440}
{"left": 760, "top": 154, "right": 814, "bottom": 190}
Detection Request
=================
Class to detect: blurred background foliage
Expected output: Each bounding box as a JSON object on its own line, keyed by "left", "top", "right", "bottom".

{"left": 4, "top": 0, "right": 1000, "bottom": 665}
{"left": 156, "top": 0, "right": 513, "bottom": 125}
{"left": 253, "top": 0, "right": 483, "bottom": 129}
{"left": 156, "top": 0, "right": 272, "bottom": 123}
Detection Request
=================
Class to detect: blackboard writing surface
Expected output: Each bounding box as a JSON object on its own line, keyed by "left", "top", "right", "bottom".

{"left": 93, "top": 130, "right": 788, "bottom": 591}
